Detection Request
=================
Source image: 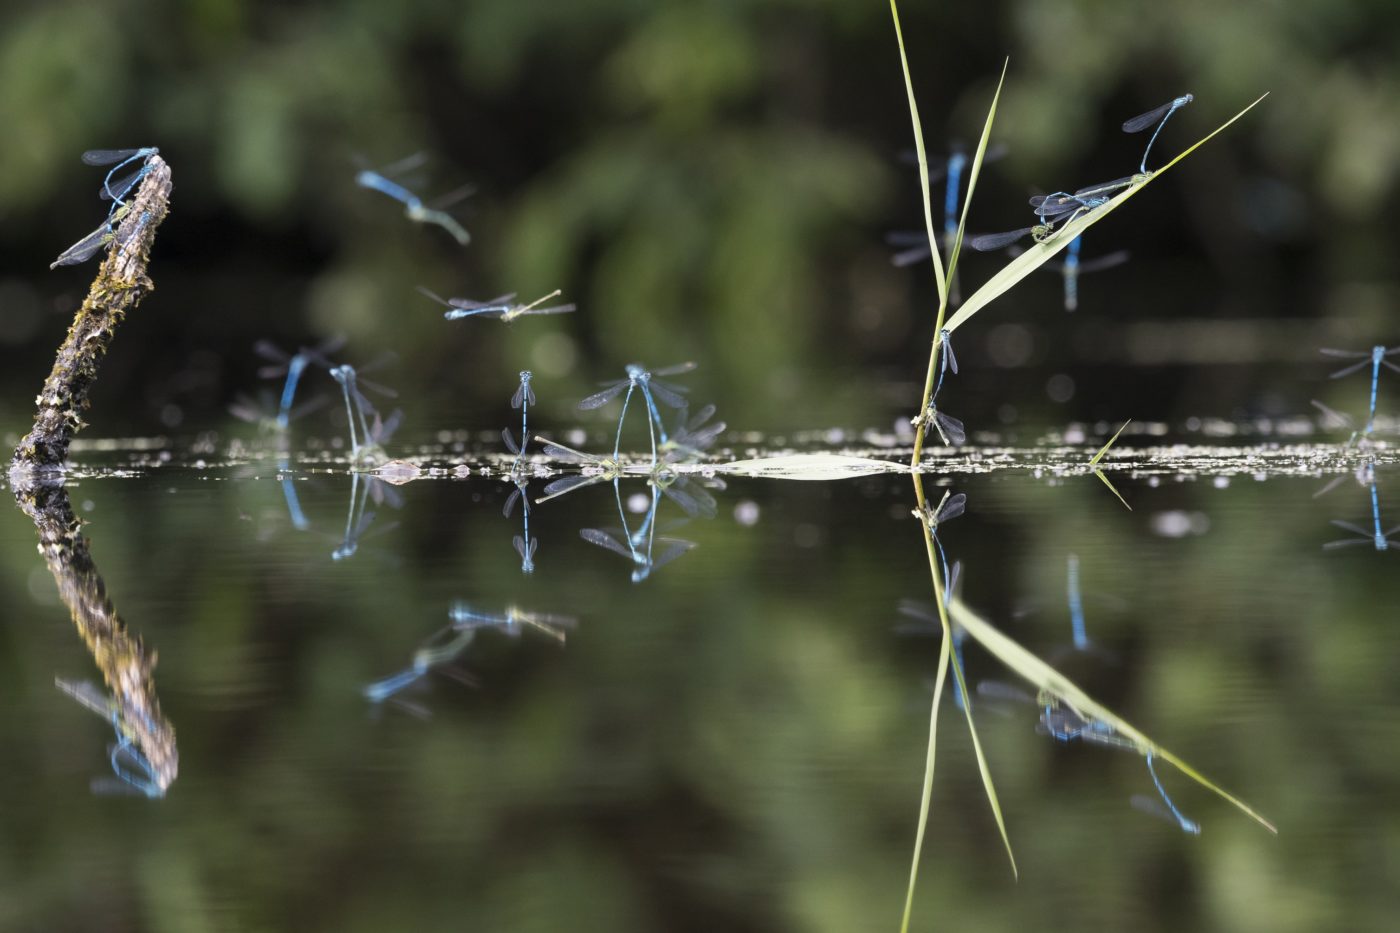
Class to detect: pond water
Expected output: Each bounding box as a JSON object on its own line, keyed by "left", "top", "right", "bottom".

{"left": 2, "top": 438, "right": 1397, "bottom": 932}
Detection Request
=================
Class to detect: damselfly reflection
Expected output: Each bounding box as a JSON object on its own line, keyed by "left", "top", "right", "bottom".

{"left": 580, "top": 479, "right": 699, "bottom": 584}
{"left": 254, "top": 335, "right": 346, "bottom": 430}
{"left": 578, "top": 361, "right": 696, "bottom": 463}
{"left": 355, "top": 153, "right": 472, "bottom": 245}
{"left": 447, "top": 603, "right": 579, "bottom": 643}
{"left": 331, "top": 473, "right": 402, "bottom": 561}
{"left": 976, "top": 680, "right": 1200, "bottom": 834}
{"left": 500, "top": 443, "right": 536, "bottom": 573}
{"left": 56, "top": 679, "right": 167, "bottom": 799}
{"left": 894, "top": 572, "right": 971, "bottom": 710}
{"left": 912, "top": 489, "right": 966, "bottom": 591}
{"left": 363, "top": 626, "right": 478, "bottom": 718}
{"left": 1320, "top": 345, "right": 1400, "bottom": 435}
{"left": 1324, "top": 477, "right": 1399, "bottom": 551}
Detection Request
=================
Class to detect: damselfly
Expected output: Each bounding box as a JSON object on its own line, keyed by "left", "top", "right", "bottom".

{"left": 254, "top": 335, "right": 345, "bottom": 429}
{"left": 355, "top": 153, "right": 472, "bottom": 245}
{"left": 578, "top": 361, "right": 696, "bottom": 462}
{"left": 932, "top": 329, "right": 958, "bottom": 402}
{"left": 1048, "top": 236, "right": 1129, "bottom": 311}
{"left": 419, "top": 286, "right": 575, "bottom": 323}
{"left": 328, "top": 362, "right": 399, "bottom": 464}
{"left": 913, "top": 403, "right": 966, "bottom": 447}
{"left": 968, "top": 222, "right": 1058, "bottom": 252}
{"left": 50, "top": 209, "right": 125, "bottom": 269}
{"left": 1122, "top": 95, "right": 1193, "bottom": 174}
{"left": 659, "top": 404, "right": 726, "bottom": 462}
{"left": 1320, "top": 345, "right": 1400, "bottom": 433}
{"left": 534, "top": 438, "right": 623, "bottom": 502}
{"left": 82, "top": 147, "right": 159, "bottom": 213}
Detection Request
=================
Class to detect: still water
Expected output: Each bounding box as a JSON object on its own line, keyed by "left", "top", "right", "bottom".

{"left": 2, "top": 444, "right": 1397, "bottom": 932}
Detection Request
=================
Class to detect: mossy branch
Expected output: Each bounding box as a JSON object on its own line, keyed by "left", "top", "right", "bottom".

{"left": 12, "top": 156, "right": 173, "bottom": 472}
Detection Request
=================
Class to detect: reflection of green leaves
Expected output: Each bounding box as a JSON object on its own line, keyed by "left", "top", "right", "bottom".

{"left": 948, "top": 596, "right": 1277, "bottom": 833}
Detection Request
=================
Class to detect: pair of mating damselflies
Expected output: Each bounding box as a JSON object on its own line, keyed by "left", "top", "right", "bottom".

{"left": 418, "top": 286, "right": 577, "bottom": 323}
{"left": 579, "top": 477, "right": 701, "bottom": 583}
{"left": 966, "top": 93, "right": 1191, "bottom": 253}
{"left": 969, "top": 176, "right": 1138, "bottom": 253}
{"left": 331, "top": 472, "right": 402, "bottom": 561}
{"left": 51, "top": 149, "right": 160, "bottom": 269}
{"left": 355, "top": 153, "right": 473, "bottom": 245}
{"left": 577, "top": 361, "right": 697, "bottom": 463}
{"left": 328, "top": 360, "right": 400, "bottom": 466}
{"left": 976, "top": 680, "right": 1200, "bottom": 834}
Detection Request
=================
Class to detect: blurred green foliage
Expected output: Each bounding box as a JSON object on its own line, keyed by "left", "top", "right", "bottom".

{"left": 1, "top": 0, "right": 1396, "bottom": 441}
{"left": 0, "top": 2, "right": 1399, "bottom": 925}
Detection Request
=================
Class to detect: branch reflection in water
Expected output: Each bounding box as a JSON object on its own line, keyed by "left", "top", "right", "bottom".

{"left": 12, "top": 478, "right": 177, "bottom": 798}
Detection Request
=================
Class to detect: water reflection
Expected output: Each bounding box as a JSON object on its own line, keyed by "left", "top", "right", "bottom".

{"left": 1319, "top": 458, "right": 1397, "bottom": 551}
{"left": 11, "top": 479, "right": 176, "bottom": 798}
{"left": 332, "top": 473, "right": 402, "bottom": 560}
{"left": 363, "top": 624, "right": 478, "bottom": 718}
{"left": 365, "top": 603, "right": 579, "bottom": 717}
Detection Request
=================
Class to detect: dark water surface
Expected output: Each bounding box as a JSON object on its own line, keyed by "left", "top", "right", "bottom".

{"left": 2, "top": 449, "right": 1398, "bottom": 932}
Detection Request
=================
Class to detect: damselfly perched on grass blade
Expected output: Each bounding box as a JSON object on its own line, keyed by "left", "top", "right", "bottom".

{"left": 1122, "top": 94, "right": 1193, "bottom": 174}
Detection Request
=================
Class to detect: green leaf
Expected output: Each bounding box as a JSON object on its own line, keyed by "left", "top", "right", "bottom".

{"left": 888, "top": 0, "right": 946, "bottom": 305}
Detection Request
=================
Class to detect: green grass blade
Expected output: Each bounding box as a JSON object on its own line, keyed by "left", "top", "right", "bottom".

{"left": 943, "top": 93, "right": 1270, "bottom": 336}
{"left": 944, "top": 60, "right": 1008, "bottom": 287}
{"left": 899, "top": 595, "right": 950, "bottom": 933}
{"left": 1089, "top": 420, "right": 1132, "bottom": 509}
{"left": 888, "top": 0, "right": 947, "bottom": 306}
{"left": 1089, "top": 419, "right": 1131, "bottom": 466}
{"left": 946, "top": 597, "right": 1278, "bottom": 833}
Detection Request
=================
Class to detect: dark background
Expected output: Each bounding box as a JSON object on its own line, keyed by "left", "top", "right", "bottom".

{"left": 1, "top": 0, "right": 1393, "bottom": 446}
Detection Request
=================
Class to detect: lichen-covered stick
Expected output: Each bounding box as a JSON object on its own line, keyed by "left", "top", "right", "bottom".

{"left": 13, "top": 155, "right": 173, "bottom": 471}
